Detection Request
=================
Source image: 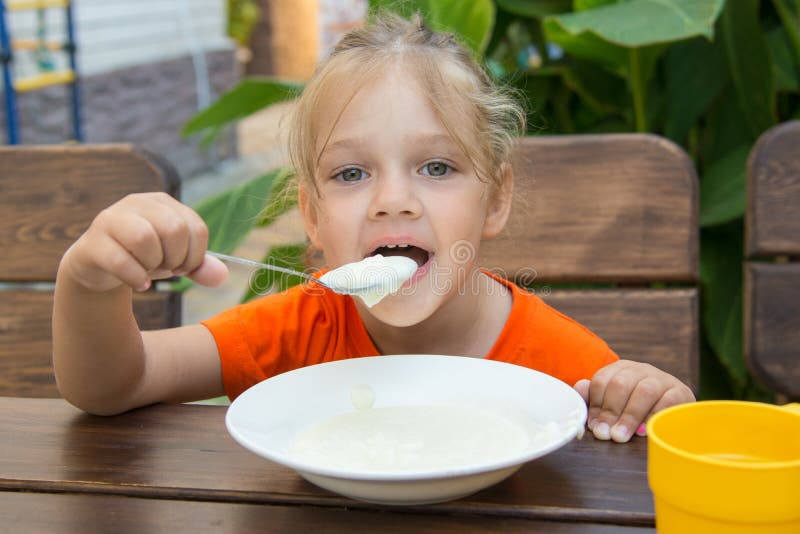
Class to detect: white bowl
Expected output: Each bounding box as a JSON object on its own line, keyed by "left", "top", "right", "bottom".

{"left": 225, "top": 355, "right": 587, "bottom": 505}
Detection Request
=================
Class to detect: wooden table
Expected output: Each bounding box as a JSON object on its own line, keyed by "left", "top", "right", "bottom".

{"left": 0, "top": 397, "right": 656, "bottom": 532}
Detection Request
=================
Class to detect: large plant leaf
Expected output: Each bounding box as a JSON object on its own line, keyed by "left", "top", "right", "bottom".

{"left": 241, "top": 243, "right": 309, "bottom": 302}
{"left": 573, "top": 0, "right": 619, "bottom": 11}
{"left": 700, "top": 220, "right": 748, "bottom": 389}
{"left": 370, "top": 0, "right": 495, "bottom": 56}
{"left": 227, "top": 0, "right": 260, "bottom": 47}
{"left": 495, "top": 0, "right": 572, "bottom": 17}
{"left": 182, "top": 78, "right": 303, "bottom": 138}
{"left": 256, "top": 167, "right": 298, "bottom": 227}
{"left": 663, "top": 35, "right": 729, "bottom": 144}
{"left": 194, "top": 169, "right": 283, "bottom": 254}
{"left": 719, "top": 0, "right": 776, "bottom": 138}
{"left": 542, "top": 0, "right": 723, "bottom": 79}
{"left": 544, "top": 0, "right": 723, "bottom": 48}
{"left": 767, "top": 26, "right": 800, "bottom": 92}
{"left": 703, "top": 85, "right": 757, "bottom": 165}
{"left": 699, "top": 145, "right": 750, "bottom": 227}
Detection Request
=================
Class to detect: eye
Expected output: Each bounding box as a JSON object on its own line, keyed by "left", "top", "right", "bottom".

{"left": 335, "top": 167, "right": 367, "bottom": 182}
{"left": 421, "top": 161, "right": 450, "bottom": 177}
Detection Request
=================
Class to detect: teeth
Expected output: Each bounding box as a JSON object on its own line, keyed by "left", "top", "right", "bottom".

{"left": 386, "top": 244, "right": 396, "bottom": 248}
{"left": 398, "top": 244, "right": 409, "bottom": 248}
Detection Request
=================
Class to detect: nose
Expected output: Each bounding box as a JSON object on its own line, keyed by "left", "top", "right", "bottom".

{"left": 368, "top": 170, "right": 422, "bottom": 220}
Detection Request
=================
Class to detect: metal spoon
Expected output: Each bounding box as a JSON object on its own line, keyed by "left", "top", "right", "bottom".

{"left": 206, "top": 250, "right": 335, "bottom": 290}
{"left": 207, "top": 251, "right": 387, "bottom": 295}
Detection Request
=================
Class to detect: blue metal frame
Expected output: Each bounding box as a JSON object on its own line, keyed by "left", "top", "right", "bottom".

{"left": 0, "top": 0, "right": 20, "bottom": 144}
{"left": 0, "top": 0, "right": 83, "bottom": 145}
{"left": 64, "top": 1, "right": 82, "bottom": 141}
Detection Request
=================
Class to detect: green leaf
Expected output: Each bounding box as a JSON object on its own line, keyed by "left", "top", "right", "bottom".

{"left": 699, "top": 145, "right": 750, "bottom": 227}
{"left": 767, "top": 26, "right": 800, "bottom": 92}
{"left": 227, "top": 0, "right": 260, "bottom": 47}
{"left": 370, "top": 0, "right": 495, "bottom": 56}
{"left": 241, "top": 243, "right": 308, "bottom": 302}
{"left": 719, "top": 0, "right": 776, "bottom": 137}
{"left": 700, "top": 220, "right": 748, "bottom": 388}
{"left": 702, "top": 83, "right": 756, "bottom": 165}
{"left": 663, "top": 35, "right": 729, "bottom": 144}
{"left": 496, "top": 0, "right": 572, "bottom": 17}
{"left": 257, "top": 168, "right": 298, "bottom": 227}
{"left": 193, "top": 169, "right": 283, "bottom": 254}
{"left": 182, "top": 78, "right": 303, "bottom": 138}
{"left": 557, "top": 60, "right": 627, "bottom": 113}
{"left": 543, "top": 0, "right": 723, "bottom": 130}
{"left": 573, "top": 0, "right": 618, "bottom": 11}
{"left": 544, "top": 0, "right": 723, "bottom": 49}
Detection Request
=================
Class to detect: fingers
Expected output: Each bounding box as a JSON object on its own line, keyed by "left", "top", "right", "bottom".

{"left": 585, "top": 361, "right": 695, "bottom": 443}
{"left": 573, "top": 379, "right": 590, "bottom": 404}
{"left": 151, "top": 194, "right": 209, "bottom": 276}
{"left": 188, "top": 255, "right": 229, "bottom": 287}
{"left": 584, "top": 360, "right": 636, "bottom": 432}
{"left": 66, "top": 193, "right": 213, "bottom": 292}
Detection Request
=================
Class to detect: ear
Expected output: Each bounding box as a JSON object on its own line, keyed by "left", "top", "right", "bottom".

{"left": 298, "top": 185, "right": 323, "bottom": 249}
{"left": 482, "top": 162, "right": 514, "bottom": 239}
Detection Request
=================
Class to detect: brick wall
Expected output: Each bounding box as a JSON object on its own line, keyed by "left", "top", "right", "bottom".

{"left": 2, "top": 48, "right": 239, "bottom": 178}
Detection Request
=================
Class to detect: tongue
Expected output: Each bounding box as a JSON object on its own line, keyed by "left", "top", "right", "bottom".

{"left": 376, "top": 246, "right": 428, "bottom": 268}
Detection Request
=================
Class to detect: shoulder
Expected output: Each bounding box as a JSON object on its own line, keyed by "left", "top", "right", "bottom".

{"left": 201, "top": 282, "right": 348, "bottom": 338}
{"left": 483, "top": 272, "right": 617, "bottom": 383}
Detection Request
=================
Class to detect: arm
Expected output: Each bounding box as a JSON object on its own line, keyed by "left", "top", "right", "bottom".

{"left": 52, "top": 193, "right": 228, "bottom": 415}
{"left": 573, "top": 360, "right": 695, "bottom": 443}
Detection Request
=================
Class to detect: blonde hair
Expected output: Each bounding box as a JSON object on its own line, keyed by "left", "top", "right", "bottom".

{"left": 288, "top": 12, "right": 525, "bottom": 196}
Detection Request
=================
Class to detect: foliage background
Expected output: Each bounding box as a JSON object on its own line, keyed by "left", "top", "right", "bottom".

{"left": 186, "top": 0, "right": 800, "bottom": 400}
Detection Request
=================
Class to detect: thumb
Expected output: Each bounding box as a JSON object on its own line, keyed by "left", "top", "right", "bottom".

{"left": 188, "top": 255, "right": 229, "bottom": 287}
{"left": 573, "top": 379, "right": 590, "bottom": 404}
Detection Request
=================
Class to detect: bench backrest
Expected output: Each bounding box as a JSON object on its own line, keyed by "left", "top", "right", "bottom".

{"left": 745, "top": 120, "right": 800, "bottom": 400}
{"left": 0, "top": 144, "right": 182, "bottom": 397}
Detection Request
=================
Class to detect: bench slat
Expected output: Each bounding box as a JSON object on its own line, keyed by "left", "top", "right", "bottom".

{"left": 746, "top": 120, "right": 800, "bottom": 257}
{"left": 0, "top": 290, "right": 181, "bottom": 398}
{"left": 480, "top": 135, "right": 698, "bottom": 283}
{"left": 0, "top": 145, "right": 179, "bottom": 281}
{"left": 744, "top": 263, "right": 800, "bottom": 398}
{"left": 545, "top": 289, "right": 699, "bottom": 393}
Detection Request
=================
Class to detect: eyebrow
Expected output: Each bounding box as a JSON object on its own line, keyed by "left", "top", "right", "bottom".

{"left": 321, "top": 133, "right": 460, "bottom": 155}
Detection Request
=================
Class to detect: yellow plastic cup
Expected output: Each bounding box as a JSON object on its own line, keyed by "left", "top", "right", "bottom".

{"left": 647, "top": 401, "right": 800, "bottom": 533}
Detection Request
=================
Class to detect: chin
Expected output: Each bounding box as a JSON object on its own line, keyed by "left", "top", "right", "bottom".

{"left": 364, "top": 292, "right": 439, "bottom": 328}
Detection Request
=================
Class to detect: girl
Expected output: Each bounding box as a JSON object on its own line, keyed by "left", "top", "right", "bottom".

{"left": 53, "top": 13, "right": 694, "bottom": 442}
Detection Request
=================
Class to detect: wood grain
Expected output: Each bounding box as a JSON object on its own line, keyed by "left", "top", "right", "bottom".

{"left": 0, "top": 492, "right": 654, "bottom": 533}
{"left": 746, "top": 121, "right": 800, "bottom": 257}
{"left": 744, "top": 263, "right": 800, "bottom": 399}
{"left": 0, "top": 144, "right": 179, "bottom": 281}
{"left": 0, "top": 398, "right": 655, "bottom": 527}
{"left": 480, "top": 134, "right": 698, "bottom": 283}
{"left": 0, "top": 291, "right": 182, "bottom": 398}
{"left": 544, "top": 289, "right": 699, "bottom": 393}
{"left": 0, "top": 144, "right": 182, "bottom": 397}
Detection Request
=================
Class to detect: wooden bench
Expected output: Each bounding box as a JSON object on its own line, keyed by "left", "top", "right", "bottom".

{"left": 745, "top": 120, "right": 800, "bottom": 401}
{"left": 0, "top": 144, "right": 183, "bottom": 397}
{"left": 482, "top": 134, "right": 699, "bottom": 391}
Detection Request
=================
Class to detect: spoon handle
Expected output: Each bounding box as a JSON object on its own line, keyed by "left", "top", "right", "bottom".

{"left": 206, "top": 251, "right": 332, "bottom": 290}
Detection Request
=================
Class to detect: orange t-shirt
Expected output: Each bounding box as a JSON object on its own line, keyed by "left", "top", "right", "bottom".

{"left": 201, "top": 272, "right": 618, "bottom": 400}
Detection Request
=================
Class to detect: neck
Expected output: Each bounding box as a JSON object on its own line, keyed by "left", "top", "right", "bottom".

{"left": 358, "top": 271, "right": 513, "bottom": 357}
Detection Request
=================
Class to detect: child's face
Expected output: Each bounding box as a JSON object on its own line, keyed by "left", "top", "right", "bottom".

{"left": 300, "top": 65, "right": 510, "bottom": 326}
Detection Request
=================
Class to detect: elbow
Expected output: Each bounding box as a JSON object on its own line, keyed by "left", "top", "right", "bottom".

{"left": 55, "top": 374, "right": 139, "bottom": 416}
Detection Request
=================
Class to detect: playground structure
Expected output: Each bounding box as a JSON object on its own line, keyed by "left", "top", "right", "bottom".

{"left": 0, "top": 0, "right": 81, "bottom": 144}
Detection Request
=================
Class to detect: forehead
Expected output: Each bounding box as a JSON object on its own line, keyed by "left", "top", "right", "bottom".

{"left": 316, "top": 65, "right": 454, "bottom": 150}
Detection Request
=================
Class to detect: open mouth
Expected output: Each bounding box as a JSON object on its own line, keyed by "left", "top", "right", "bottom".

{"left": 368, "top": 244, "right": 430, "bottom": 268}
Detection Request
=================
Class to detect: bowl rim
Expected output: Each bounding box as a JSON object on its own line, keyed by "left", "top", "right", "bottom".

{"left": 225, "top": 355, "right": 587, "bottom": 481}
